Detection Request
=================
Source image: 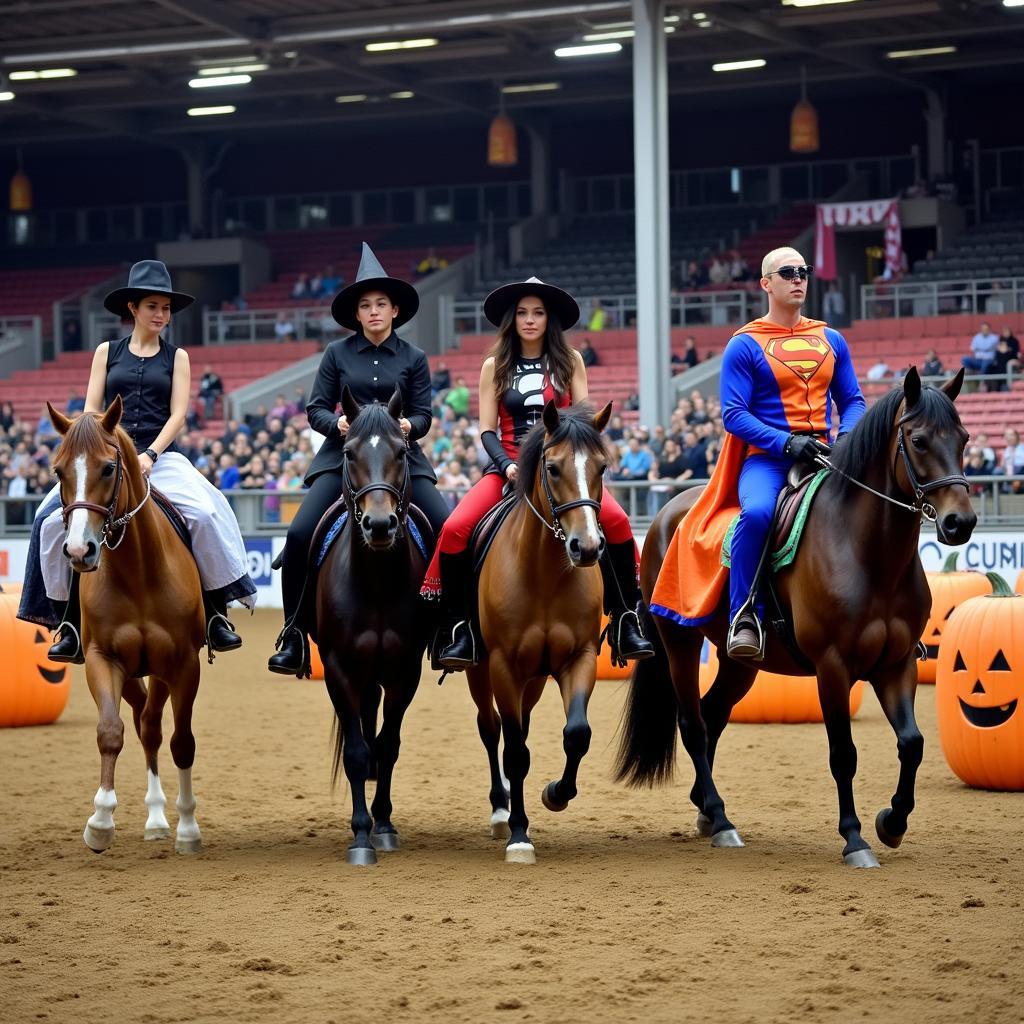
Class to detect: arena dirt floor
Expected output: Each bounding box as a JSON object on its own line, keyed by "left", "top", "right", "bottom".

{"left": 2, "top": 609, "right": 1022, "bottom": 1024}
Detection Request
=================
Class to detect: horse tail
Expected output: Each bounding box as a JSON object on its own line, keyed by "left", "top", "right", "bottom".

{"left": 613, "top": 604, "right": 679, "bottom": 788}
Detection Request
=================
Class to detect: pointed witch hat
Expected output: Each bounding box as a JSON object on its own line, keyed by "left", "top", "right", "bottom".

{"left": 330, "top": 242, "right": 420, "bottom": 331}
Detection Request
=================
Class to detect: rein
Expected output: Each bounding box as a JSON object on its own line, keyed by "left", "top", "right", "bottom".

{"left": 523, "top": 438, "right": 602, "bottom": 543}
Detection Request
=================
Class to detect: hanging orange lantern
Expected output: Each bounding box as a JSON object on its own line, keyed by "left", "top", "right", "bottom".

{"left": 487, "top": 113, "right": 518, "bottom": 167}
{"left": 9, "top": 169, "right": 32, "bottom": 212}
{"left": 790, "top": 68, "right": 819, "bottom": 154}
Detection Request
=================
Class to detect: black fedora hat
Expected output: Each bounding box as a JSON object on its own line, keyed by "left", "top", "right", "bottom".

{"left": 483, "top": 276, "right": 580, "bottom": 331}
{"left": 103, "top": 260, "right": 195, "bottom": 318}
{"left": 330, "top": 242, "right": 420, "bottom": 331}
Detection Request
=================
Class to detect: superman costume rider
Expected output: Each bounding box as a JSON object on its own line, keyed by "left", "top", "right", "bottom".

{"left": 652, "top": 248, "right": 866, "bottom": 660}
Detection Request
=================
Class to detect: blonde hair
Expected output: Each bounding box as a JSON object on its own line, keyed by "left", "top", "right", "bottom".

{"left": 761, "top": 247, "right": 804, "bottom": 278}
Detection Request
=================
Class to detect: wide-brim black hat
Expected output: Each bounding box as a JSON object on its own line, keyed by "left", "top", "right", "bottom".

{"left": 483, "top": 276, "right": 580, "bottom": 331}
{"left": 331, "top": 242, "right": 420, "bottom": 331}
{"left": 103, "top": 260, "right": 195, "bottom": 318}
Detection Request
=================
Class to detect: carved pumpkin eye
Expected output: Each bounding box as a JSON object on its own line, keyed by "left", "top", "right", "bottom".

{"left": 953, "top": 651, "right": 967, "bottom": 672}
{"left": 989, "top": 650, "right": 1011, "bottom": 671}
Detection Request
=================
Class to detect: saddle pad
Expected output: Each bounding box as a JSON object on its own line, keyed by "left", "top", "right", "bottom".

{"left": 721, "top": 470, "right": 827, "bottom": 573}
{"left": 316, "top": 509, "right": 430, "bottom": 568}
{"left": 151, "top": 485, "right": 193, "bottom": 553}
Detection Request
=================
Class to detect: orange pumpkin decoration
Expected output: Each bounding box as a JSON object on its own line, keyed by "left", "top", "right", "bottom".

{"left": 698, "top": 639, "right": 863, "bottom": 723}
{"left": 309, "top": 641, "right": 325, "bottom": 680}
{"left": 919, "top": 553, "right": 991, "bottom": 683}
{"left": 0, "top": 590, "right": 71, "bottom": 728}
{"left": 596, "top": 643, "right": 631, "bottom": 680}
{"left": 936, "top": 572, "right": 1024, "bottom": 790}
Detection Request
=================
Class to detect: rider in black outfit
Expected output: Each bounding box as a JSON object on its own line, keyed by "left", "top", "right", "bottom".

{"left": 268, "top": 243, "right": 449, "bottom": 675}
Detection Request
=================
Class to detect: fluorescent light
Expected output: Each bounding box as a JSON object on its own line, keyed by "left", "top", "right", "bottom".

{"left": 502, "top": 81, "right": 561, "bottom": 93}
{"left": 335, "top": 93, "right": 368, "bottom": 103}
{"left": 664, "top": 14, "right": 680, "bottom": 22}
{"left": 782, "top": 0, "right": 859, "bottom": 6}
{"left": 2, "top": 37, "right": 247, "bottom": 63}
{"left": 9, "top": 67, "right": 77, "bottom": 80}
{"left": 0, "top": 91, "right": 13, "bottom": 101}
{"left": 555, "top": 42, "right": 623, "bottom": 57}
{"left": 188, "top": 74, "right": 251, "bottom": 88}
{"left": 712, "top": 58, "right": 766, "bottom": 71}
{"left": 583, "top": 29, "right": 634, "bottom": 40}
{"left": 1004, "top": 0, "right": 1024, "bottom": 7}
{"left": 389, "top": 90, "right": 415, "bottom": 99}
{"left": 693, "top": 11, "right": 708, "bottom": 19}
{"left": 886, "top": 45, "right": 957, "bottom": 58}
{"left": 187, "top": 105, "right": 236, "bottom": 116}
{"left": 198, "top": 63, "right": 267, "bottom": 75}
{"left": 698, "top": 20, "right": 712, "bottom": 27}
{"left": 365, "top": 38, "right": 438, "bottom": 52}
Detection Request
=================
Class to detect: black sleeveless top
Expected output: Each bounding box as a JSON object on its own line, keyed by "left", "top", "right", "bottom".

{"left": 105, "top": 336, "right": 176, "bottom": 451}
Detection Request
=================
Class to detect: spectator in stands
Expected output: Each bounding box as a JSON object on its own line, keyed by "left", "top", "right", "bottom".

{"left": 218, "top": 453, "right": 241, "bottom": 491}
{"left": 438, "top": 458, "right": 471, "bottom": 511}
{"left": 823, "top": 283, "right": 846, "bottom": 327}
{"left": 867, "top": 359, "right": 891, "bottom": 381}
{"left": 65, "top": 389, "right": 86, "bottom": 415}
{"left": 443, "top": 375, "right": 470, "bottom": 418}
{"left": 291, "top": 273, "right": 310, "bottom": 300}
{"left": 35, "top": 409, "right": 59, "bottom": 446}
{"left": 1000, "top": 325, "right": 1020, "bottom": 361}
{"left": 246, "top": 405, "right": 268, "bottom": 433}
{"left": 307, "top": 270, "right": 324, "bottom": 300}
{"left": 0, "top": 402, "right": 14, "bottom": 431}
{"left": 579, "top": 337, "right": 599, "bottom": 367}
{"left": 62, "top": 320, "right": 82, "bottom": 352}
{"left": 962, "top": 321, "right": 999, "bottom": 380}
{"left": 269, "top": 393, "right": 290, "bottom": 421}
{"left": 729, "top": 252, "right": 751, "bottom": 283}
{"left": 416, "top": 248, "right": 449, "bottom": 275}
{"left": 708, "top": 257, "right": 730, "bottom": 286}
{"left": 275, "top": 311, "right": 297, "bottom": 341}
{"left": 431, "top": 361, "right": 451, "bottom": 396}
{"left": 290, "top": 387, "right": 307, "bottom": 416}
{"left": 963, "top": 446, "right": 990, "bottom": 494}
{"left": 198, "top": 364, "right": 224, "bottom": 420}
{"left": 614, "top": 434, "right": 653, "bottom": 483}
{"left": 588, "top": 301, "right": 607, "bottom": 332}
{"left": 1000, "top": 428, "right": 1024, "bottom": 478}
{"left": 684, "top": 259, "right": 709, "bottom": 290}
{"left": 682, "top": 336, "right": 700, "bottom": 369}
{"left": 321, "top": 264, "right": 341, "bottom": 295}
{"left": 647, "top": 437, "right": 690, "bottom": 516}
{"left": 922, "top": 349, "right": 944, "bottom": 378}
{"left": 989, "top": 334, "right": 1021, "bottom": 391}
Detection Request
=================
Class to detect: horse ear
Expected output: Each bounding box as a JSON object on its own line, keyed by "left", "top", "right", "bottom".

{"left": 99, "top": 394, "right": 123, "bottom": 434}
{"left": 47, "top": 402, "right": 73, "bottom": 437}
{"left": 341, "top": 384, "right": 361, "bottom": 424}
{"left": 940, "top": 367, "right": 965, "bottom": 402}
{"left": 592, "top": 401, "right": 613, "bottom": 432}
{"left": 903, "top": 365, "right": 922, "bottom": 409}
{"left": 387, "top": 388, "right": 404, "bottom": 420}
{"left": 542, "top": 399, "right": 560, "bottom": 434}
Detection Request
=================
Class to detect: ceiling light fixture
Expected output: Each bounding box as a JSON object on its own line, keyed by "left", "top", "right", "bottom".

{"left": 692, "top": 11, "right": 708, "bottom": 19}
{"left": 555, "top": 42, "right": 623, "bottom": 57}
{"left": 335, "top": 93, "right": 368, "bottom": 103}
{"left": 188, "top": 74, "right": 251, "bottom": 88}
{"left": 583, "top": 29, "right": 634, "bottom": 40}
{"left": 389, "top": 90, "right": 415, "bottom": 99}
{"left": 0, "top": 91, "right": 14, "bottom": 101}
{"left": 886, "top": 45, "right": 957, "bottom": 58}
{"left": 198, "top": 63, "right": 268, "bottom": 75}
{"left": 781, "top": 0, "right": 860, "bottom": 7}
{"left": 502, "top": 82, "right": 561, "bottom": 93}
{"left": 712, "top": 58, "right": 767, "bottom": 71}
{"left": 1004, "top": 0, "right": 1024, "bottom": 7}
{"left": 9, "top": 68, "right": 78, "bottom": 80}
{"left": 3, "top": 37, "right": 247, "bottom": 63}
{"left": 187, "top": 105, "right": 236, "bottom": 116}
{"left": 365, "top": 38, "right": 438, "bottom": 52}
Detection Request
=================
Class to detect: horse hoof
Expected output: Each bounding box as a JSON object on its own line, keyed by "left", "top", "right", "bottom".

{"left": 843, "top": 847, "right": 881, "bottom": 869}
{"left": 175, "top": 836, "right": 203, "bottom": 855}
{"left": 347, "top": 846, "right": 378, "bottom": 867}
{"left": 371, "top": 830, "right": 400, "bottom": 853}
{"left": 695, "top": 813, "right": 713, "bottom": 838}
{"left": 875, "top": 809, "right": 904, "bottom": 849}
{"left": 710, "top": 828, "right": 745, "bottom": 849}
{"left": 541, "top": 781, "right": 568, "bottom": 813}
{"left": 83, "top": 824, "right": 114, "bottom": 853}
{"left": 144, "top": 827, "right": 171, "bottom": 841}
{"left": 489, "top": 807, "right": 511, "bottom": 839}
{"left": 504, "top": 842, "right": 537, "bottom": 865}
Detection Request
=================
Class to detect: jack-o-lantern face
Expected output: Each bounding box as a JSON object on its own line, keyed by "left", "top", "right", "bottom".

{"left": 951, "top": 648, "right": 1018, "bottom": 728}
{"left": 34, "top": 629, "right": 67, "bottom": 685}
{"left": 919, "top": 554, "right": 991, "bottom": 684}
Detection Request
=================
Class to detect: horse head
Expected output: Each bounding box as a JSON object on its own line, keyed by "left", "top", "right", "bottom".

{"left": 895, "top": 366, "right": 976, "bottom": 545}
{"left": 48, "top": 396, "right": 134, "bottom": 573}
{"left": 523, "top": 400, "right": 612, "bottom": 567}
{"left": 341, "top": 385, "right": 410, "bottom": 551}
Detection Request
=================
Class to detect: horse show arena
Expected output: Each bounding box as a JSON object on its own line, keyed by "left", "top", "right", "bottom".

{"left": 2, "top": 609, "right": 1021, "bottom": 1024}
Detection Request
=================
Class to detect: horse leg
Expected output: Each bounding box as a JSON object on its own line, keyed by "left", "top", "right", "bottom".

{"left": 165, "top": 661, "right": 203, "bottom": 855}
{"left": 123, "top": 676, "right": 173, "bottom": 840}
{"left": 324, "top": 654, "right": 376, "bottom": 866}
{"left": 467, "top": 664, "right": 509, "bottom": 838}
{"left": 657, "top": 621, "right": 743, "bottom": 848}
{"left": 817, "top": 657, "right": 877, "bottom": 867}
{"left": 369, "top": 667, "right": 421, "bottom": 852}
{"left": 492, "top": 655, "right": 535, "bottom": 864}
{"left": 82, "top": 654, "right": 127, "bottom": 853}
{"left": 542, "top": 653, "right": 597, "bottom": 812}
{"left": 871, "top": 658, "right": 924, "bottom": 850}
{"left": 361, "top": 684, "right": 381, "bottom": 782}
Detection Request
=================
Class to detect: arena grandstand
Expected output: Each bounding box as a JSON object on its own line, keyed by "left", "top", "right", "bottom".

{"left": 3, "top": 0, "right": 1024, "bottom": 551}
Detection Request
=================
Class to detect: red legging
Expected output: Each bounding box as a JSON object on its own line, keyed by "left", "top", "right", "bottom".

{"left": 422, "top": 472, "right": 635, "bottom": 595}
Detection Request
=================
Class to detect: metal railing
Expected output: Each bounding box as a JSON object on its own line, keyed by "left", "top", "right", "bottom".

{"left": 860, "top": 276, "right": 1024, "bottom": 320}
{"left": 202, "top": 307, "right": 349, "bottom": 346}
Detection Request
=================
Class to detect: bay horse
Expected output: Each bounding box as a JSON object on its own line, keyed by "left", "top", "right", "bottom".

{"left": 48, "top": 397, "right": 206, "bottom": 854}
{"left": 468, "top": 400, "right": 612, "bottom": 864}
{"left": 615, "top": 368, "right": 976, "bottom": 866}
{"left": 318, "top": 387, "right": 430, "bottom": 866}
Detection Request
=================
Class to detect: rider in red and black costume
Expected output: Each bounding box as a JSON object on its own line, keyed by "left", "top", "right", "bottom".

{"left": 422, "top": 276, "right": 654, "bottom": 669}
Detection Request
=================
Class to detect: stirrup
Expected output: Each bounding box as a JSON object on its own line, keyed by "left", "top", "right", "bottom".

{"left": 614, "top": 607, "right": 654, "bottom": 661}
{"left": 726, "top": 610, "right": 765, "bottom": 661}
{"left": 205, "top": 612, "right": 241, "bottom": 662}
{"left": 48, "top": 621, "right": 83, "bottom": 664}
{"left": 439, "top": 619, "right": 477, "bottom": 670}
{"left": 270, "top": 622, "right": 311, "bottom": 679}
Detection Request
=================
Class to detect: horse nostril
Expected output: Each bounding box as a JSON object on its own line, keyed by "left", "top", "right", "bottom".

{"left": 388, "top": 513, "right": 399, "bottom": 533}
{"left": 598, "top": 536, "right": 607, "bottom": 557}
{"left": 568, "top": 537, "right": 582, "bottom": 557}
{"left": 85, "top": 541, "right": 97, "bottom": 559}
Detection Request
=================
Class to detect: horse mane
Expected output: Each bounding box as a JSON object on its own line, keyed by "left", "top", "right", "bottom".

{"left": 516, "top": 402, "right": 608, "bottom": 500}
{"left": 828, "top": 382, "right": 962, "bottom": 493}
{"left": 346, "top": 401, "right": 402, "bottom": 444}
{"left": 53, "top": 412, "right": 140, "bottom": 476}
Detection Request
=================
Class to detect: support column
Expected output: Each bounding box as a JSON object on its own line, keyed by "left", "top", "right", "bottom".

{"left": 924, "top": 91, "right": 946, "bottom": 181}
{"left": 633, "top": 0, "right": 672, "bottom": 432}
{"left": 183, "top": 146, "right": 209, "bottom": 237}
{"left": 528, "top": 124, "right": 550, "bottom": 217}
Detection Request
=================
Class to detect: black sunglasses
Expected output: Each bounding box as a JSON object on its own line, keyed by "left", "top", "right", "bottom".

{"left": 767, "top": 264, "right": 814, "bottom": 281}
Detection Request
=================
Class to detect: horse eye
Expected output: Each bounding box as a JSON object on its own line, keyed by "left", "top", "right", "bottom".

{"left": 911, "top": 436, "right": 926, "bottom": 451}
{"left": 546, "top": 463, "right": 560, "bottom": 478}
{"left": 102, "top": 462, "right": 117, "bottom": 477}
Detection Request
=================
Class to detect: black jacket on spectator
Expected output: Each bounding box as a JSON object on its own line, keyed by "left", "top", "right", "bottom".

{"left": 305, "top": 330, "right": 436, "bottom": 484}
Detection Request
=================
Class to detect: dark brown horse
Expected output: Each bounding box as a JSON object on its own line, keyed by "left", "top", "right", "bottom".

{"left": 468, "top": 400, "right": 611, "bottom": 864}
{"left": 48, "top": 397, "right": 206, "bottom": 854}
{"left": 616, "top": 368, "right": 976, "bottom": 866}
{"left": 318, "top": 388, "right": 430, "bottom": 865}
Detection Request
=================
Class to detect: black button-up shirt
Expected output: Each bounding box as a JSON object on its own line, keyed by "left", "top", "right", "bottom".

{"left": 304, "top": 331, "right": 436, "bottom": 483}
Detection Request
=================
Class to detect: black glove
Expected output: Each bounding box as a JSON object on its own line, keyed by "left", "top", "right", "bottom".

{"left": 784, "top": 434, "right": 831, "bottom": 465}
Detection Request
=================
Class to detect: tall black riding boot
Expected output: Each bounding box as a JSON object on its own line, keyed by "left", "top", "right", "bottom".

{"left": 438, "top": 550, "right": 478, "bottom": 670}
{"left": 599, "top": 539, "right": 655, "bottom": 666}
{"left": 268, "top": 547, "right": 311, "bottom": 678}
{"left": 204, "top": 590, "right": 242, "bottom": 657}
{"left": 49, "top": 571, "right": 84, "bottom": 665}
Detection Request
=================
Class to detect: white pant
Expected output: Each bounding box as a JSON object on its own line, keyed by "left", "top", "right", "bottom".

{"left": 38, "top": 452, "right": 256, "bottom": 606}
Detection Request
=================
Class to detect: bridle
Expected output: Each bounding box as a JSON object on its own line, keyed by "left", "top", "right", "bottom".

{"left": 524, "top": 439, "right": 603, "bottom": 543}
{"left": 60, "top": 441, "right": 151, "bottom": 550}
{"left": 341, "top": 436, "right": 411, "bottom": 533}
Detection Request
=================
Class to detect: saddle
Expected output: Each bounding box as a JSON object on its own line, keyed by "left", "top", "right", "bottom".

{"left": 470, "top": 491, "right": 518, "bottom": 578}
{"left": 151, "top": 486, "right": 193, "bottom": 553}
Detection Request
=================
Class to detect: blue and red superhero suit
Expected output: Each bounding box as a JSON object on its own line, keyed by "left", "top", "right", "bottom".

{"left": 721, "top": 316, "right": 866, "bottom": 622}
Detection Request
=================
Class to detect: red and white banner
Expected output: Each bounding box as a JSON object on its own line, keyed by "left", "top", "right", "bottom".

{"left": 814, "top": 198, "right": 902, "bottom": 281}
